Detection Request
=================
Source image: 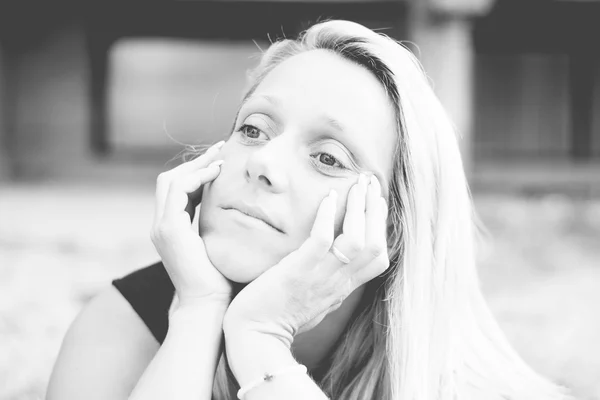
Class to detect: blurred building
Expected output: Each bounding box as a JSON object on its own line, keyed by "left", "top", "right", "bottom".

{"left": 0, "top": 0, "right": 599, "bottom": 194}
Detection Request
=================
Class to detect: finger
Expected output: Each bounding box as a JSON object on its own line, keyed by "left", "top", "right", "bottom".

{"left": 337, "top": 173, "right": 368, "bottom": 260}
{"left": 185, "top": 140, "right": 225, "bottom": 169}
{"left": 184, "top": 162, "right": 217, "bottom": 219}
{"left": 350, "top": 196, "right": 389, "bottom": 282}
{"left": 364, "top": 174, "right": 385, "bottom": 249}
{"left": 184, "top": 186, "right": 209, "bottom": 223}
{"left": 363, "top": 173, "right": 380, "bottom": 241}
{"left": 163, "top": 160, "right": 224, "bottom": 222}
{"left": 354, "top": 183, "right": 387, "bottom": 263}
{"left": 366, "top": 174, "right": 382, "bottom": 209}
{"left": 297, "top": 190, "right": 337, "bottom": 263}
{"left": 171, "top": 140, "right": 225, "bottom": 176}
{"left": 320, "top": 244, "right": 352, "bottom": 272}
{"left": 324, "top": 175, "right": 381, "bottom": 274}
{"left": 342, "top": 173, "right": 368, "bottom": 238}
{"left": 154, "top": 171, "right": 171, "bottom": 224}
{"left": 352, "top": 250, "right": 390, "bottom": 286}
{"left": 381, "top": 196, "right": 389, "bottom": 225}
{"left": 153, "top": 141, "right": 224, "bottom": 223}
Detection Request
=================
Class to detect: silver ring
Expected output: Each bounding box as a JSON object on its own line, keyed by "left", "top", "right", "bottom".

{"left": 330, "top": 245, "right": 351, "bottom": 264}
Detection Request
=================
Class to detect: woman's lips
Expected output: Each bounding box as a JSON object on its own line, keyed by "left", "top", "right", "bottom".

{"left": 222, "top": 207, "right": 284, "bottom": 233}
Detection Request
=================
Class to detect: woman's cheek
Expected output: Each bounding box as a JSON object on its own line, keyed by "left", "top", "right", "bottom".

{"left": 219, "top": 141, "right": 249, "bottom": 176}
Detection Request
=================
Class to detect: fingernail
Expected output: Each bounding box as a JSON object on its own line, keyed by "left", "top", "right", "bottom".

{"left": 211, "top": 140, "right": 225, "bottom": 151}
{"left": 208, "top": 160, "right": 224, "bottom": 168}
{"left": 370, "top": 174, "right": 381, "bottom": 193}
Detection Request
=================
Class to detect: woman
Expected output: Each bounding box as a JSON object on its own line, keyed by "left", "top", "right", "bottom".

{"left": 47, "top": 20, "right": 572, "bottom": 400}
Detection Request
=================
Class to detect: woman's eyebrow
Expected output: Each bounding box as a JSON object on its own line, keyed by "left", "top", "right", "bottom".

{"left": 231, "top": 94, "right": 281, "bottom": 132}
{"left": 241, "top": 93, "right": 281, "bottom": 109}
{"left": 316, "top": 115, "right": 368, "bottom": 168}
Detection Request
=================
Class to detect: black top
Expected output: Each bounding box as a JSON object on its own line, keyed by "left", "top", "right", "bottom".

{"left": 112, "top": 261, "right": 175, "bottom": 344}
{"left": 112, "top": 261, "right": 335, "bottom": 382}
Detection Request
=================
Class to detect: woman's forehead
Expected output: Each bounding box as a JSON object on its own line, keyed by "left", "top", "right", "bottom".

{"left": 254, "top": 50, "right": 391, "bottom": 119}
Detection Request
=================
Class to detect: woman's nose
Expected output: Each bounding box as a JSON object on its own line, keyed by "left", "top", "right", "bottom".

{"left": 244, "top": 137, "right": 289, "bottom": 193}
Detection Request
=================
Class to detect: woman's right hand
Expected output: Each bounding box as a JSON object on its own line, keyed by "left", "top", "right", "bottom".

{"left": 150, "top": 141, "right": 232, "bottom": 307}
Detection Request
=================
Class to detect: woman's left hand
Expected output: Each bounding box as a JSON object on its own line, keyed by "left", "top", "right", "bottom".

{"left": 222, "top": 174, "right": 390, "bottom": 348}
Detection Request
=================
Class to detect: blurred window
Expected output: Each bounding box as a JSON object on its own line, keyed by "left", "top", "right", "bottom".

{"left": 474, "top": 54, "right": 572, "bottom": 161}
{"left": 107, "top": 39, "right": 265, "bottom": 150}
{"left": 593, "top": 66, "right": 600, "bottom": 157}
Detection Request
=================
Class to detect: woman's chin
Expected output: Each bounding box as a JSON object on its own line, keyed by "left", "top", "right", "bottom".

{"left": 215, "top": 263, "right": 258, "bottom": 284}
{"left": 203, "top": 236, "right": 271, "bottom": 284}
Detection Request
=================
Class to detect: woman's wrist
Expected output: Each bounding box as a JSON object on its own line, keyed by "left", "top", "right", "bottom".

{"left": 130, "top": 291, "right": 229, "bottom": 400}
{"left": 174, "top": 293, "right": 230, "bottom": 312}
{"left": 225, "top": 330, "right": 298, "bottom": 393}
{"left": 225, "top": 330, "right": 327, "bottom": 400}
{"left": 169, "top": 296, "right": 230, "bottom": 326}
{"left": 223, "top": 315, "right": 294, "bottom": 349}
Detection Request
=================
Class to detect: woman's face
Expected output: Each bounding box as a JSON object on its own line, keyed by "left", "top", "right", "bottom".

{"left": 199, "top": 49, "right": 397, "bottom": 283}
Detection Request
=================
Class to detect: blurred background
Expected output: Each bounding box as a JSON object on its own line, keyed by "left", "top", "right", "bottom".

{"left": 0, "top": 0, "right": 599, "bottom": 399}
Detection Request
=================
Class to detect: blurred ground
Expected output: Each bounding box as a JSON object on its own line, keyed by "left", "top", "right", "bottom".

{"left": 0, "top": 183, "right": 599, "bottom": 400}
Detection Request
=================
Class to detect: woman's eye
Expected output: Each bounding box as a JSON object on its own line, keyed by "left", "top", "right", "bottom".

{"left": 312, "top": 152, "right": 347, "bottom": 171}
{"left": 238, "top": 124, "right": 267, "bottom": 141}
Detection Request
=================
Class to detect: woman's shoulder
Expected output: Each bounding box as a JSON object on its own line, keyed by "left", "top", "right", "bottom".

{"left": 47, "top": 264, "right": 170, "bottom": 399}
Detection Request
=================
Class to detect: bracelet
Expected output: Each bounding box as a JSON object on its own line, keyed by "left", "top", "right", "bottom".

{"left": 236, "top": 364, "right": 308, "bottom": 399}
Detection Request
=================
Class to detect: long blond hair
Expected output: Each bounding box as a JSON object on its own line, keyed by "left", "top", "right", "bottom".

{"left": 209, "top": 19, "right": 573, "bottom": 400}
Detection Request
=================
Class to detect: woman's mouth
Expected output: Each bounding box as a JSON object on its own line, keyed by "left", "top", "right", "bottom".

{"left": 222, "top": 207, "right": 284, "bottom": 234}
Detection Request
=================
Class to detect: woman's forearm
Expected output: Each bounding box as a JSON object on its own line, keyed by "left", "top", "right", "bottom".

{"left": 129, "top": 300, "right": 228, "bottom": 400}
{"left": 225, "top": 330, "right": 329, "bottom": 400}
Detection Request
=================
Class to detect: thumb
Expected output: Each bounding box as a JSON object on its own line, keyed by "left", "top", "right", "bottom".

{"left": 294, "top": 189, "right": 338, "bottom": 265}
